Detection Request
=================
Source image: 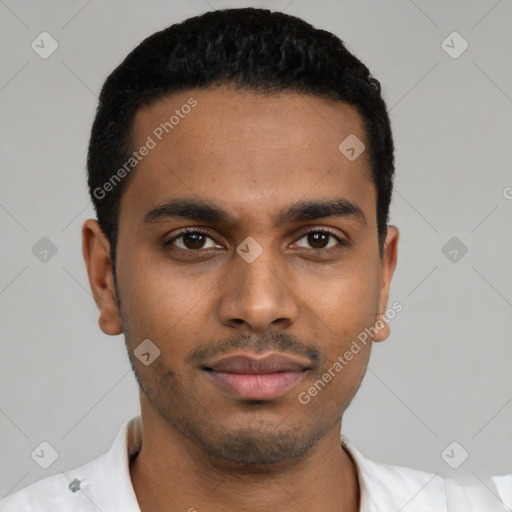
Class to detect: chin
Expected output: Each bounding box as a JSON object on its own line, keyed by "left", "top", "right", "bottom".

{"left": 195, "top": 423, "right": 324, "bottom": 467}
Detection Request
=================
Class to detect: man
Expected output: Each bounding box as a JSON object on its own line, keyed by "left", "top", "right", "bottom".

{"left": 0, "top": 7, "right": 491, "bottom": 512}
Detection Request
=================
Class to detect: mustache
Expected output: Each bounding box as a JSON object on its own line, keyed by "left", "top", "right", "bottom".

{"left": 186, "top": 331, "right": 325, "bottom": 369}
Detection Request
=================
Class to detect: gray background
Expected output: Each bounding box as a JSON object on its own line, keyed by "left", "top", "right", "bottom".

{"left": 1, "top": 0, "right": 511, "bottom": 501}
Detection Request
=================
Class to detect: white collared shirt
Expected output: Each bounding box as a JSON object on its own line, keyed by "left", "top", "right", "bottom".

{"left": 492, "top": 474, "right": 512, "bottom": 510}
{"left": 0, "top": 415, "right": 504, "bottom": 511}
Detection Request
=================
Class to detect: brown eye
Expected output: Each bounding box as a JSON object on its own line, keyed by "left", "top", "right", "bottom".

{"left": 180, "top": 232, "right": 207, "bottom": 250}
{"left": 295, "top": 229, "right": 345, "bottom": 250}
{"left": 166, "top": 229, "right": 221, "bottom": 251}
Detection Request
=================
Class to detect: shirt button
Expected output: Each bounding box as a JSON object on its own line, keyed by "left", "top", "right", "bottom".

{"left": 69, "top": 478, "right": 81, "bottom": 493}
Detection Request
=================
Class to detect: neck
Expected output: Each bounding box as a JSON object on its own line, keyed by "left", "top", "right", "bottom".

{"left": 130, "top": 397, "right": 360, "bottom": 512}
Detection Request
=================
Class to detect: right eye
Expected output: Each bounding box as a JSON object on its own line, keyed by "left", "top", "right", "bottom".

{"left": 165, "top": 228, "right": 224, "bottom": 252}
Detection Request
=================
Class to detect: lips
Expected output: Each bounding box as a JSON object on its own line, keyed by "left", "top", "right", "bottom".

{"left": 202, "top": 352, "right": 310, "bottom": 400}
{"left": 205, "top": 353, "right": 309, "bottom": 374}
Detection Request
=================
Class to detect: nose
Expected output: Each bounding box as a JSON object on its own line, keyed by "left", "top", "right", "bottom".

{"left": 216, "top": 244, "right": 299, "bottom": 333}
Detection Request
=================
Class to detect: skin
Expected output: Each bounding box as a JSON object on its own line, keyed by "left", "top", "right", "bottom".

{"left": 82, "top": 86, "right": 399, "bottom": 512}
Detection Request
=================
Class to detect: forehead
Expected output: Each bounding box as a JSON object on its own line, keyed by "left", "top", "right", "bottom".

{"left": 121, "top": 87, "right": 376, "bottom": 228}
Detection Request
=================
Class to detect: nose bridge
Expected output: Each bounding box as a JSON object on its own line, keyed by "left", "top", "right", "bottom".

{"left": 238, "top": 241, "right": 283, "bottom": 296}
{"left": 218, "top": 237, "right": 298, "bottom": 330}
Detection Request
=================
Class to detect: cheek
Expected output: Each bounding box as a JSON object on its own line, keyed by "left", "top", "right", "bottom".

{"left": 116, "top": 249, "right": 216, "bottom": 349}
{"left": 301, "top": 266, "right": 380, "bottom": 397}
{"left": 305, "top": 263, "right": 380, "bottom": 332}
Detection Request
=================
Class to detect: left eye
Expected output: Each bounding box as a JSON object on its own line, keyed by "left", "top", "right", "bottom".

{"left": 294, "top": 229, "right": 343, "bottom": 250}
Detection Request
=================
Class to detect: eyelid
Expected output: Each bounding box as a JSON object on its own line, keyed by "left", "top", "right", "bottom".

{"left": 165, "top": 227, "right": 221, "bottom": 247}
{"left": 291, "top": 226, "right": 348, "bottom": 251}
{"left": 304, "top": 226, "right": 345, "bottom": 240}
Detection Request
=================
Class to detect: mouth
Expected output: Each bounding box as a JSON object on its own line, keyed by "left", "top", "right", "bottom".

{"left": 202, "top": 352, "right": 310, "bottom": 400}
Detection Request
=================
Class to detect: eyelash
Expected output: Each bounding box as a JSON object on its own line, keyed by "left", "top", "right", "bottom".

{"left": 164, "top": 227, "right": 347, "bottom": 254}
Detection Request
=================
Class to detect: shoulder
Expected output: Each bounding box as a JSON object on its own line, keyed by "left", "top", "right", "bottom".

{"left": 0, "top": 455, "right": 105, "bottom": 512}
{"left": 343, "top": 439, "right": 511, "bottom": 511}
{"left": 444, "top": 474, "right": 511, "bottom": 511}
{"left": 0, "top": 415, "right": 141, "bottom": 512}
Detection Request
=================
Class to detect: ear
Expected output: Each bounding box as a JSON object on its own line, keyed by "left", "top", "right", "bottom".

{"left": 82, "top": 219, "right": 123, "bottom": 335}
{"left": 373, "top": 225, "right": 399, "bottom": 343}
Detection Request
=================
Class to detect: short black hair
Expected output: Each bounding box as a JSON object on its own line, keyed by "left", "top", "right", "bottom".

{"left": 87, "top": 7, "right": 394, "bottom": 278}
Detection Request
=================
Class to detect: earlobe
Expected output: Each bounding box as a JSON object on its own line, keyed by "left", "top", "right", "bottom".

{"left": 372, "top": 313, "right": 390, "bottom": 343}
{"left": 374, "top": 225, "right": 399, "bottom": 343}
{"left": 82, "top": 219, "right": 123, "bottom": 336}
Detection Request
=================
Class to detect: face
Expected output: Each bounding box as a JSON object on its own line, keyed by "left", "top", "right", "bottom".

{"left": 83, "top": 86, "right": 398, "bottom": 465}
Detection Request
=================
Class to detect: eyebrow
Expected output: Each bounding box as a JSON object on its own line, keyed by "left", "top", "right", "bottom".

{"left": 143, "top": 197, "right": 367, "bottom": 227}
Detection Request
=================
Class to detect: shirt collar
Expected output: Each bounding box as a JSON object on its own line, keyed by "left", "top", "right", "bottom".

{"left": 341, "top": 435, "right": 447, "bottom": 512}
{"left": 81, "top": 415, "right": 142, "bottom": 511}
